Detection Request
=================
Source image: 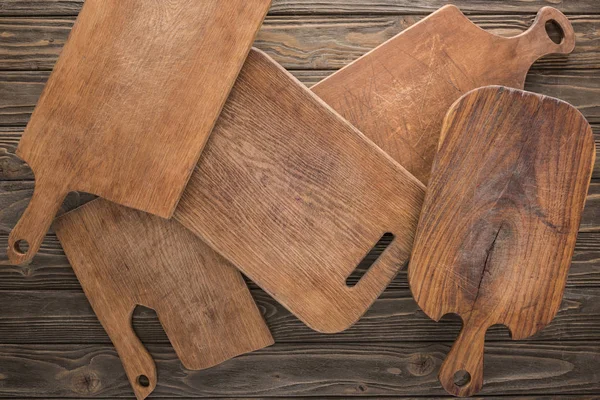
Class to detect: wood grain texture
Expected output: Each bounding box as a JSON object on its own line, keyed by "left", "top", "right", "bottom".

{"left": 6, "top": 0, "right": 271, "bottom": 265}
{"left": 2, "top": 231, "right": 600, "bottom": 291}
{"left": 409, "top": 87, "right": 595, "bottom": 397}
{"left": 53, "top": 199, "right": 273, "bottom": 400}
{"left": 3, "top": 69, "right": 599, "bottom": 128}
{"left": 312, "top": 6, "right": 575, "bottom": 184}
{"left": 174, "top": 48, "right": 424, "bottom": 333}
{"left": 1, "top": 0, "right": 599, "bottom": 16}
{"left": 1, "top": 285, "right": 600, "bottom": 345}
{"left": 0, "top": 342, "right": 598, "bottom": 397}
{"left": 2, "top": 15, "right": 598, "bottom": 72}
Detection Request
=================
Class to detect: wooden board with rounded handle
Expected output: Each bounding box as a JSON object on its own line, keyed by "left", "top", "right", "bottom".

{"left": 54, "top": 199, "right": 274, "bottom": 400}
{"left": 8, "top": 0, "right": 271, "bottom": 265}
{"left": 408, "top": 86, "right": 595, "bottom": 397}
{"left": 312, "top": 6, "right": 575, "bottom": 185}
{"left": 173, "top": 49, "right": 426, "bottom": 334}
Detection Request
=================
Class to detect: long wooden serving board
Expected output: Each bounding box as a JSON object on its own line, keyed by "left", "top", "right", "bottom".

{"left": 173, "top": 49, "right": 425, "bottom": 334}
{"left": 54, "top": 199, "right": 274, "bottom": 400}
{"left": 409, "top": 86, "right": 595, "bottom": 397}
{"left": 312, "top": 6, "right": 575, "bottom": 185}
{"left": 7, "top": 0, "right": 271, "bottom": 265}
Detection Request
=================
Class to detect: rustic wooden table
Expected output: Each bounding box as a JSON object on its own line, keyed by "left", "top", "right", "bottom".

{"left": 0, "top": 0, "right": 598, "bottom": 398}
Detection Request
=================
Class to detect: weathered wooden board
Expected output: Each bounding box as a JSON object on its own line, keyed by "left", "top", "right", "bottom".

{"left": 313, "top": 6, "right": 576, "bottom": 184}
{"left": 0, "top": 125, "right": 599, "bottom": 180}
{"left": 174, "top": 49, "right": 424, "bottom": 333}
{"left": 0, "top": 285, "right": 598, "bottom": 344}
{"left": 2, "top": 69, "right": 599, "bottom": 127}
{"left": 2, "top": 232, "right": 600, "bottom": 291}
{"left": 0, "top": 0, "right": 598, "bottom": 16}
{"left": 410, "top": 87, "right": 595, "bottom": 396}
{"left": 53, "top": 199, "right": 273, "bottom": 400}
{"left": 0, "top": 179, "right": 593, "bottom": 234}
{"left": 0, "top": 15, "right": 598, "bottom": 71}
{"left": 0, "top": 342, "right": 598, "bottom": 397}
{"left": 5, "top": 0, "right": 272, "bottom": 265}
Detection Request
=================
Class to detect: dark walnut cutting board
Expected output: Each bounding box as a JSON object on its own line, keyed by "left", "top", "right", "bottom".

{"left": 8, "top": 0, "right": 271, "bottom": 265}
{"left": 312, "top": 6, "right": 575, "bottom": 185}
{"left": 54, "top": 199, "right": 273, "bottom": 400}
{"left": 173, "top": 49, "right": 425, "bottom": 334}
{"left": 409, "top": 86, "right": 595, "bottom": 397}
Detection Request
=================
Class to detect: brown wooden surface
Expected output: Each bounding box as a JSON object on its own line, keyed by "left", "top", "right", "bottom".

{"left": 176, "top": 48, "right": 424, "bottom": 333}
{"left": 410, "top": 87, "right": 595, "bottom": 396}
{"left": 5, "top": 0, "right": 271, "bottom": 265}
{"left": 313, "top": 6, "right": 575, "bottom": 184}
{"left": 53, "top": 199, "right": 273, "bottom": 400}
{"left": 0, "top": 2, "right": 599, "bottom": 398}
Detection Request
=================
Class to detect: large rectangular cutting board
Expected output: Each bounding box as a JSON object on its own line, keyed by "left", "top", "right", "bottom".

{"left": 174, "top": 49, "right": 425, "bottom": 333}
{"left": 8, "top": 0, "right": 272, "bottom": 265}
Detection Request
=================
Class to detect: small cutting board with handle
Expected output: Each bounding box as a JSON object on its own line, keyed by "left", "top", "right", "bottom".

{"left": 408, "top": 86, "right": 595, "bottom": 397}
{"left": 312, "top": 6, "right": 574, "bottom": 185}
{"left": 8, "top": 0, "right": 271, "bottom": 265}
{"left": 174, "top": 49, "right": 425, "bottom": 333}
{"left": 54, "top": 198, "right": 274, "bottom": 400}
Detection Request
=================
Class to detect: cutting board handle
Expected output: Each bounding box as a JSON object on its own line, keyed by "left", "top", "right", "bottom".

{"left": 518, "top": 7, "right": 575, "bottom": 59}
{"left": 99, "top": 306, "right": 157, "bottom": 400}
{"left": 438, "top": 321, "right": 487, "bottom": 397}
{"left": 7, "top": 176, "right": 67, "bottom": 265}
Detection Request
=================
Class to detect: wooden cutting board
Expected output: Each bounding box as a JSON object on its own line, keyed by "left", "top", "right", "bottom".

{"left": 173, "top": 49, "right": 425, "bottom": 334}
{"left": 54, "top": 199, "right": 274, "bottom": 400}
{"left": 312, "top": 6, "right": 575, "bottom": 185}
{"left": 408, "top": 86, "right": 595, "bottom": 397}
{"left": 8, "top": 0, "right": 271, "bottom": 265}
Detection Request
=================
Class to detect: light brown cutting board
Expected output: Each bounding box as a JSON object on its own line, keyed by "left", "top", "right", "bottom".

{"left": 312, "top": 6, "right": 575, "bottom": 185}
{"left": 409, "top": 86, "right": 595, "bottom": 397}
{"left": 8, "top": 0, "right": 271, "bottom": 265}
{"left": 54, "top": 199, "right": 274, "bottom": 400}
{"left": 173, "top": 49, "right": 425, "bottom": 334}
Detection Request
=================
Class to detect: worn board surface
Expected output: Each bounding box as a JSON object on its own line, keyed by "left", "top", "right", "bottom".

{"left": 5, "top": 0, "right": 271, "bottom": 265}
{"left": 0, "top": 1, "right": 599, "bottom": 398}
{"left": 409, "top": 86, "right": 595, "bottom": 396}
{"left": 175, "top": 48, "right": 424, "bottom": 334}
{"left": 53, "top": 199, "right": 273, "bottom": 400}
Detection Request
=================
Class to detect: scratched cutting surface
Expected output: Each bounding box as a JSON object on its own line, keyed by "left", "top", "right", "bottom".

{"left": 0, "top": 0, "right": 600, "bottom": 398}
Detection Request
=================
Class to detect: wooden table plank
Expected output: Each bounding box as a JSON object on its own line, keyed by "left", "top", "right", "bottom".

{"left": 0, "top": 342, "right": 598, "bottom": 397}
{"left": 0, "top": 284, "right": 598, "bottom": 345}
{"left": 1, "top": 231, "right": 599, "bottom": 291}
{"left": 1, "top": 69, "right": 599, "bottom": 127}
{"left": 1, "top": 180, "right": 599, "bottom": 233}
{"left": 0, "top": 0, "right": 598, "bottom": 16}
{"left": 0, "top": 15, "right": 597, "bottom": 71}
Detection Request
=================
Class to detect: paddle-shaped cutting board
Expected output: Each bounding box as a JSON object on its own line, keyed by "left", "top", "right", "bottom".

{"left": 312, "top": 6, "right": 575, "bottom": 185}
{"left": 8, "top": 0, "right": 271, "bottom": 265}
{"left": 409, "top": 86, "right": 595, "bottom": 397}
{"left": 173, "top": 49, "right": 425, "bottom": 333}
{"left": 54, "top": 199, "right": 274, "bottom": 400}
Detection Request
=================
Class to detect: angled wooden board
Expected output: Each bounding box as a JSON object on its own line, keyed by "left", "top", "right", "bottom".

{"left": 409, "top": 87, "right": 595, "bottom": 397}
{"left": 7, "top": 0, "right": 272, "bottom": 264}
{"left": 174, "top": 49, "right": 425, "bottom": 334}
{"left": 54, "top": 199, "right": 274, "bottom": 400}
{"left": 312, "top": 6, "right": 575, "bottom": 185}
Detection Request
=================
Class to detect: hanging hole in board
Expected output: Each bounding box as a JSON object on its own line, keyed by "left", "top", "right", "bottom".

{"left": 346, "top": 232, "right": 395, "bottom": 287}
{"left": 13, "top": 239, "right": 30, "bottom": 256}
{"left": 137, "top": 374, "right": 150, "bottom": 387}
{"left": 545, "top": 20, "right": 564, "bottom": 44}
{"left": 453, "top": 370, "right": 471, "bottom": 388}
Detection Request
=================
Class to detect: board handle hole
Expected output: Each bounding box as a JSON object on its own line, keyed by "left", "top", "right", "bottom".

{"left": 137, "top": 374, "right": 150, "bottom": 387}
{"left": 545, "top": 20, "right": 564, "bottom": 44}
{"left": 346, "top": 232, "right": 395, "bottom": 287}
{"left": 453, "top": 370, "right": 471, "bottom": 388}
{"left": 13, "top": 239, "right": 30, "bottom": 256}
